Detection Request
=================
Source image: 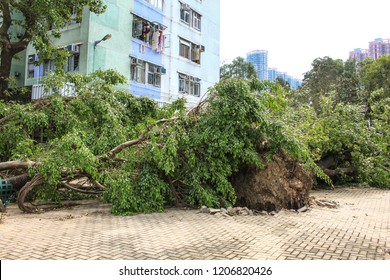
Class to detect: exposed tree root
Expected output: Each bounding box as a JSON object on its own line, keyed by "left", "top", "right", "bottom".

{"left": 17, "top": 174, "right": 45, "bottom": 213}
{"left": 233, "top": 150, "right": 313, "bottom": 211}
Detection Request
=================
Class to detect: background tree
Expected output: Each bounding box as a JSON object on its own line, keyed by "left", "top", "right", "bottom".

{"left": 334, "top": 58, "right": 360, "bottom": 104}
{"left": 275, "top": 76, "right": 290, "bottom": 91}
{"left": 287, "top": 55, "right": 389, "bottom": 187}
{"left": 302, "top": 56, "right": 344, "bottom": 111}
{"left": 220, "top": 57, "right": 257, "bottom": 81}
{"left": 360, "top": 55, "right": 390, "bottom": 95}
{"left": 0, "top": 0, "right": 106, "bottom": 101}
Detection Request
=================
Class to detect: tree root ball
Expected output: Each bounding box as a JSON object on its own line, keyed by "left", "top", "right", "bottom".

{"left": 232, "top": 150, "right": 313, "bottom": 212}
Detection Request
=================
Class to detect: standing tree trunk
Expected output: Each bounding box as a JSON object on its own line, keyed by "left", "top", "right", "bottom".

{"left": 0, "top": 48, "right": 13, "bottom": 101}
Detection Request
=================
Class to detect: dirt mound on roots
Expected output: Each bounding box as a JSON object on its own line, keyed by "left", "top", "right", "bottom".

{"left": 232, "top": 150, "right": 313, "bottom": 212}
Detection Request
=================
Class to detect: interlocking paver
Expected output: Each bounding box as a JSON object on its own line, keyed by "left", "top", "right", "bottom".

{"left": 0, "top": 187, "right": 389, "bottom": 260}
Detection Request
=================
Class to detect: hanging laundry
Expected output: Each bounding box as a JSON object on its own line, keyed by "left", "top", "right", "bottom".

{"left": 192, "top": 47, "right": 201, "bottom": 61}
{"left": 152, "top": 31, "right": 159, "bottom": 50}
{"left": 157, "top": 31, "right": 164, "bottom": 53}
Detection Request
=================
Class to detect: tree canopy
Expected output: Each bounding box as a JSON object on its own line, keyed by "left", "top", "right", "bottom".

{"left": 293, "top": 55, "right": 389, "bottom": 187}
{"left": 0, "top": 70, "right": 330, "bottom": 214}
{"left": 1, "top": 54, "right": 389, "bottom": 215}
{"left": 220, "top": 57, "right": 257, "bottom": 81}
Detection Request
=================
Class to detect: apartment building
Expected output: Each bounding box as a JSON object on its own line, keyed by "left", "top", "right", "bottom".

{"left": 10, "top": 0, "right": 220, "bottom": 107}
{"left": 349, "top": 37, "right": 390, "bottom": 62}
{"left": 349, "top": 48, "right": 369, "bottom": 63}
{"left": 246, "top": 50, "right": 268, "bottom": 81}
{"left": 249, "top": 52, "right": 302, "bottom": 89}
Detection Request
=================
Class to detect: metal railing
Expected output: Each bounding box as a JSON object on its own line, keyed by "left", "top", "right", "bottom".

{"left": 32, "top": 82, "right": 76, "bottom": 100}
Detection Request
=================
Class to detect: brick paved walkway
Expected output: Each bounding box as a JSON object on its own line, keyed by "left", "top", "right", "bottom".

{"left": 0, "top": 187, "right": 389, "bottom": 260}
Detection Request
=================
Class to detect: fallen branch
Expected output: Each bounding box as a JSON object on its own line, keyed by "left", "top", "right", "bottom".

{"left": 0, "top": 160, "right": 35, "bottom": 171}
{"left": 0, "top": 114, "right": 13, "bottom": 126}
{"left": 105, "top": 116, "right": 181, "bottom": 158}
{"left": 104, "top": 101, "right": 207, "bottom": 159}
{"left": 107, "top": 135, "right": 148, "bottom": 158}
{"left": 61, "top": 182, "right": 103, "bottom": 195}
{"left": 322, "top": 167, "right": 355, "bottom": 177}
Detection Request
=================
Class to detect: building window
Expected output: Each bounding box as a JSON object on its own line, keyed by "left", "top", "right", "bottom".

{"left": 192, "top": 11, "right": 201, "bottom": 30}
{"left": 180, "top": 4, "right": 190, "bottom": 24}
{"left": 131, "top": 57, "right": 162, "bottom": 88}
{"left": 132, "top": 14, "right": 165, "bottom": 52}
{"left": 133, "top": 15, "right": 152, "bottom": 44}
{"left": 69, "top": 6, "right": 81, "bottom": 25}
{"left": 43, "top": 59, "right": 56, "bottom": 76}
{"left": 66, "top": 54, "right": 80, "bottom": 72}
{"left": 180, "top": 2, "right": 201, "bottom": 31}
{"left": 143, "top": 0, "right": 164, "bottom": 10}
{"left": 27, "top": 45, "right": 80, "bottom": 78}
{"left": 179, "top": 39, "right": 191, "bottom": 59}
{"left": 65, "top": 44, "right": 80, "bottom": 72}
{"left": 178, "top": 73, "right": 201, "bottom": 97}
{"left": 179, "top": 38, "right": 202, "bottom": 64}
{"left": 27, "top": 55, "right": 37, "bottom": 78}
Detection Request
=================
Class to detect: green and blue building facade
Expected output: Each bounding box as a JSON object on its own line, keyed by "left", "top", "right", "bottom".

{"left": 11, "top": 0, "right": 220, "bottom": 106}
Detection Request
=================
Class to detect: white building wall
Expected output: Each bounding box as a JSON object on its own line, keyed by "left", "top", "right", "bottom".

{"left": 162, "top": 0, "right": 220, "bottom": 107}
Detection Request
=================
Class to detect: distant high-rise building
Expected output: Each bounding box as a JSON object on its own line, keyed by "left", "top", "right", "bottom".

{"left": 369, "top": 38, "right": 390, "bottom": 59}
{"left": 276, "top": 71, "right": 286, "bottom": 81}
{"left": 349, "top": 48, "right": 369, "bottom": 63}
{"left": 267, "top": 68, "right": 277, "bottom": 82}
{"left": 246, "top": 50, "right": 268, "bottom": 80}
{"left": 247, "top": 49, "right": 301, "bottom": 89}
{"left": 349, "top": 37, "right": 390, "bottom": 62}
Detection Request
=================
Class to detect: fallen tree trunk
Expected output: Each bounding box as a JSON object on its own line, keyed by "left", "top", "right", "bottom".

{"left": 7, "top": 174, "right": 30, "bottom": 190}
{"left": 322, "top": 167, "right": 355, "bottom": 177}
{"left": 0, "top": 160, "right": 35, "bottom": 171}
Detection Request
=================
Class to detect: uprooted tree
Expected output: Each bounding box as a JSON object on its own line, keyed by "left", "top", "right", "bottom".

{"left": 0, "top": 70, "right": 331, "bottom": 214}
{"left": 1, "top": 64, "right": 388, "bottom": 215}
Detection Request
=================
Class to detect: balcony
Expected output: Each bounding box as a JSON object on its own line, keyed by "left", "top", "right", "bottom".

{"left": 32, "top": 83, "right": 76, "bottom": 100}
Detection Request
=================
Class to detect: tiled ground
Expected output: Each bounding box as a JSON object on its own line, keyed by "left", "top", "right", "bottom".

{"left": 0, "top": 187, "right": 389, "bottom": 260}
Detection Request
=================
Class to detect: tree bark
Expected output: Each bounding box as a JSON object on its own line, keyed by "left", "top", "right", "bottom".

{"left": 0, "top": 46, "right": 12, "bottom": 101}
{"left": 0, "top": 160, "right": 35, "bottom": 171}
{"left": 7, "top": 174, "right": 30, "bottom": 190}
{"left": 17, "top": 174, "right": 45, "bottom": 213}
{"left": 0, "top": 0, "right": 32, "bottom": 101}
{"left": 0, "top": 0, "right": 13, "bottom": 101}
{"left": 322, "top": 168, "right": 355, "bottom": 177}
{"left": 106, "top": 116, "right": 179, "bottom": 158}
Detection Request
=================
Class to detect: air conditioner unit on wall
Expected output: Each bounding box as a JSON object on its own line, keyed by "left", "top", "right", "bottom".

{"left": 131, "top": 58, "right": 143, "bottom": 65}
{"left": 67, "top": 44, "right": 80, "bottom": 54}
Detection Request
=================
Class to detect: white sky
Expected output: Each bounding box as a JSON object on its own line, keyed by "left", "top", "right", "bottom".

{"left": 220, "top": 0, "right": 390, "bottom": 79}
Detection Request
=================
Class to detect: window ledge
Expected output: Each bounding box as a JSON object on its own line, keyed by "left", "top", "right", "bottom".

{"left": 135, "top": 0, "right": 164, "bottom": 15}
{"left": 178, "top": 56, "right": 201, "bottom": 66}
{"left": 132, "top": 37, "right": 151, "bottom": 47}
{"left": 130, "top": 81, "right": 161, "bottom": 90}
